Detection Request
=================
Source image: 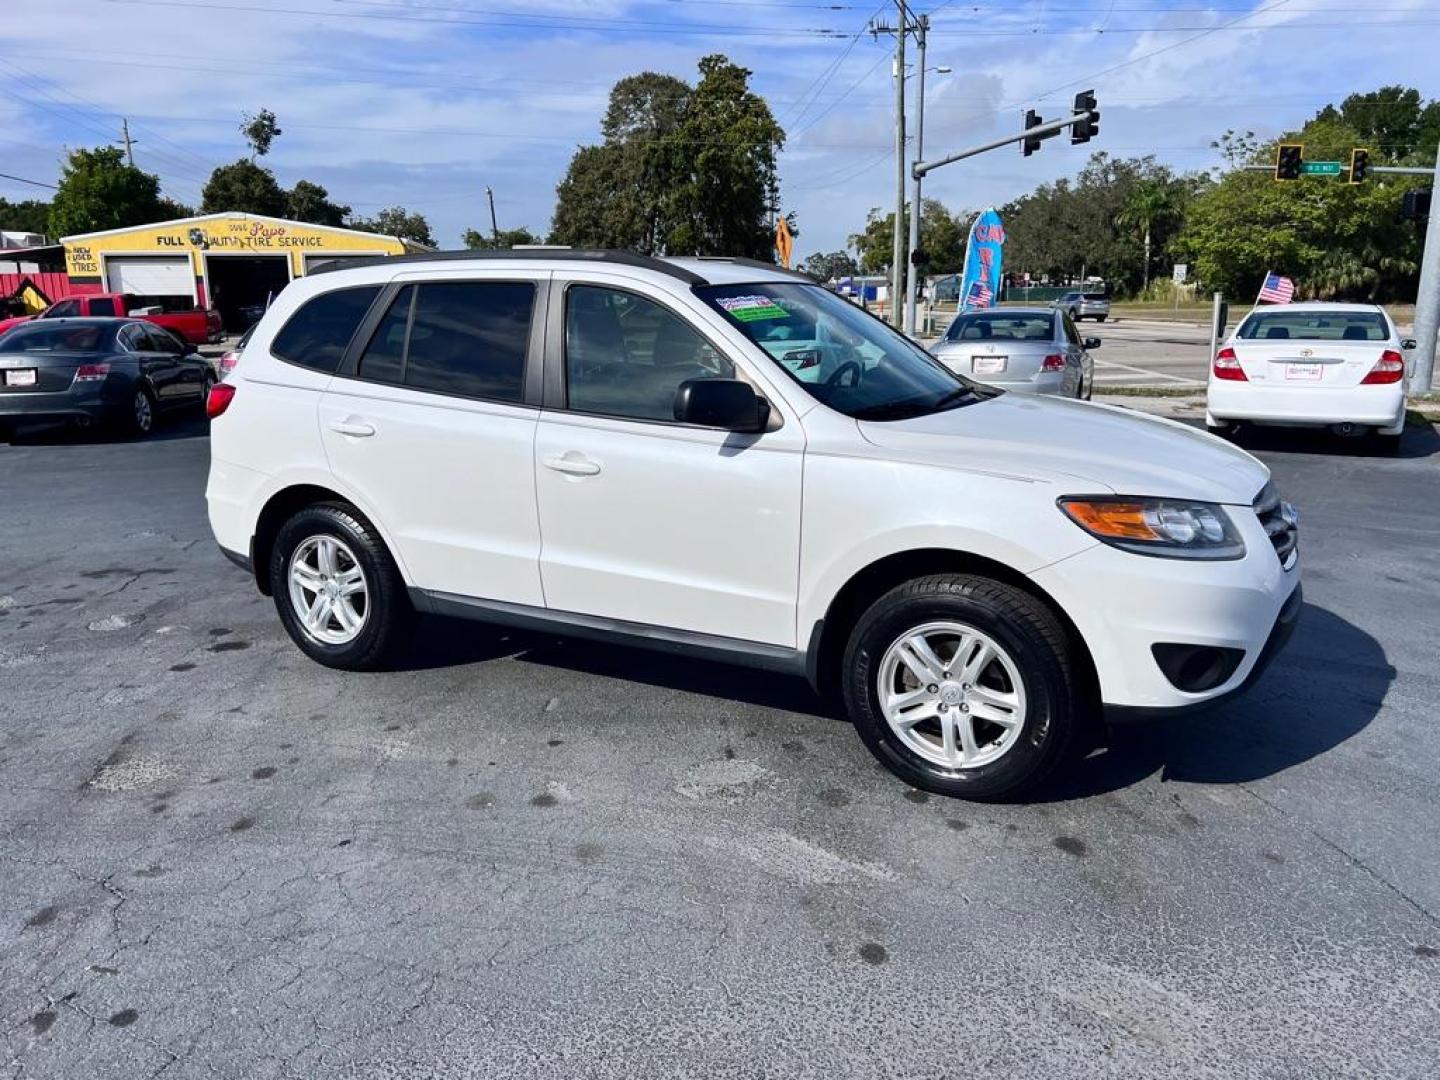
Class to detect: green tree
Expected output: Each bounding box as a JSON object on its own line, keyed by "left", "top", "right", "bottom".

{"left": 349, "top": 206, "right": 435, "bottom": 247}
{"left": 1116, "top": 179, "right": 1184, "bottom": 290}
{"left": 550, "top": 55, "right": 784, "bottom": 259}
{"left": 666, "top": 55, "right": 785, "bottom": 259}
{"left": 1001, "top": 154, "right": 1201, "bottom": 294}
{"left": 241, "top": 108, "right": 282, "bottom": 159}
{"left": 287, "top": 180, "right": 350, "bottom": 226}
{"left": 462, "top": 226, "right": 541, "bottom": 249}
{"left": 1313, "top": 86, "right": 1440, "bottom": 164}
{"left": 798, "top": 250, "right": 858, "bottom": 283}
{"left": 1177, "top": 105, "right": 1420, "bottom": 300}
{"left": 0, "top": 198, "right": 52, "bottom": 236}
{"left": 47, "top": 147, "right": 166, "bottom": 237}
{"left": 201, "top": 159, "right": 288, "bottom": 216}
{"left": 848, "top": 199, "right": 965, "bottom": 276}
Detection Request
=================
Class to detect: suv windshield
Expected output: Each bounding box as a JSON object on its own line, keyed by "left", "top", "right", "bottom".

{"left": 698, "top": 283, "right": 986, "bottom": 421}
{"left": 1237, "top": 309, "right": 1388, "bottom": 342}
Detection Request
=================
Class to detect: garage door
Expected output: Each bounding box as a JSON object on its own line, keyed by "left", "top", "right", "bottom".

{"left": 105, "top": 256, "right": 193, "bottom": 299}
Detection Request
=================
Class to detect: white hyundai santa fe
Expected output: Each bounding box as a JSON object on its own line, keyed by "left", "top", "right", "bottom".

{"left": 206, "top": 251, "right": 1301, "bottom": 800}
{"left": 1206, "top": 301, "right": 1413, "bottom": 451}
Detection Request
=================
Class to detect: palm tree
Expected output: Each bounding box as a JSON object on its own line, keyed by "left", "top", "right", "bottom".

{"left": 1117, "top": 181, "right": 1180, "bottom": 292}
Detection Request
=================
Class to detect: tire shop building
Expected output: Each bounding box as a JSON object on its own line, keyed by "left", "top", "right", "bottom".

{"left": 60, "top": 213, "right": 429, "bottom": 333}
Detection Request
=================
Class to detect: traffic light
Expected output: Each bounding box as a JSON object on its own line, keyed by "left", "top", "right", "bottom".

{"left": 910, "top": 248, "right": 930, "bottom": 267}
{"left": 1022, "top": 110, "right": 1044, "bottom": 157}
{"left": 1071, "top": 89, "right": 1098, "bottom": 144}
{"left": 1402, "top": 188, "right": 1432, "bottom": 221}
{"left": 1275, "top": 144, "right": 1303, "bottom": 181}
{"left": 1349, "top": 148, "right": 1370, "bottom": 184}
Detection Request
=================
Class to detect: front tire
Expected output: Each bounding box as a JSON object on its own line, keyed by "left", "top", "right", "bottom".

{"left": 270, "top": 503, "right": 413, "bottom": 670}
{"left": 841, "top": 574, "right": 1085, "bottom": 800}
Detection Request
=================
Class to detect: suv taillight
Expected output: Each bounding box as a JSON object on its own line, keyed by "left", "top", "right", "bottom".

{"left": 206, "top": 382, "right": 236, "bottom": 419}
{"left": 1212, "top": 347, "right": 1247, "bottom": 381}
{"left": 1041, "top": 354, "right": 1065, "bottom": 372}
{"left": 1360, "top": 349, "right": 1405, "bottom": 385}
{"left": 74, "top": 362, "right": 110, "bottom": 382}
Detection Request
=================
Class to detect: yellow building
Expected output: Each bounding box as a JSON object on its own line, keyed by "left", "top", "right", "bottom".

{"left": 61, "top": 212, "right": 429, "bottom": 331}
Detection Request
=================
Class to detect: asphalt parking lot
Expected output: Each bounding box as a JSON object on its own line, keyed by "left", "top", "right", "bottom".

{"left": 3, "top": 416, "right": 1439, "bottom": 1078}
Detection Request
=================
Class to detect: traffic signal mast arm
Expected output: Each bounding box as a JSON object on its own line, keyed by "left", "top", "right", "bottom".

{"left": 913, "top": 108, "right": 1097, "bottom": 180}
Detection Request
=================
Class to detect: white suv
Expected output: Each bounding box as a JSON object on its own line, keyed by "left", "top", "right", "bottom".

{"left": 206, "top": 251, "right": 1301, "bottom": 800}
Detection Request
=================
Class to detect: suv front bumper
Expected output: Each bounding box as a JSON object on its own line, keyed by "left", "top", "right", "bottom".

{"left": 1028, "top": 507, "right": 1300, "bottom": 711}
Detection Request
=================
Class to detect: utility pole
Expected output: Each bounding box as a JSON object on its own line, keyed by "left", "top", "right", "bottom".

{"left": 1410, "top": 138, "right": 1440, "bottom": 393}
{"left": 485, "top": 186, "right": 499, "bottom": 242}
{"left": 871, "top": 3, "right": 911, "bottom": 328}
{"left": 903, "top": 13, "right": 929, "bottom": 336}
{"left": 118, "top": 118, "right": 136, "bottom": 167}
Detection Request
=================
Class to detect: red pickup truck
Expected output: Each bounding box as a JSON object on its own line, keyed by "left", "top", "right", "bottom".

{"left": 0, "top": 293, "right": 224, "bottom": 345}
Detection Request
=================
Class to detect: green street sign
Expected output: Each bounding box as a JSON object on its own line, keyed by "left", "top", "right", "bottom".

{"left": 1301, "top": 161, "right": 1343, "bottom": 176}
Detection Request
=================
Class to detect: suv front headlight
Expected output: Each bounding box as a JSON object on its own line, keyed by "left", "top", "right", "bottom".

{"left": 1058, "top": 497, "right": 1245, "bottom": 560}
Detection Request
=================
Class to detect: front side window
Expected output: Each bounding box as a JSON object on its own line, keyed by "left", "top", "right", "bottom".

{"left": 700, "top": 283, "right": 983, "bottom": 422}
{"left": 946, "top": 312, "right": 1055, "bottom": 343}
{"left": 565, "top": 285, "right": 732, "bottom": 421}
{"left": 271, "top": 286, "right": 381, "bottom": 372}
{"left": 1236, "top": 309, "right": 1388, "bottom": 342}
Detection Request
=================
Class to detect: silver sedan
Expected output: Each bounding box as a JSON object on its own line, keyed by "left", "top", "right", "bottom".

{"left": 930, "top": 308, "right": 1098, "bottom": 399}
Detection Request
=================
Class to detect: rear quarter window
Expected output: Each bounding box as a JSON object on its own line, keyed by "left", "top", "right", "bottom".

{"left": 270, "top": 286, "right": 382, "bottom": 372}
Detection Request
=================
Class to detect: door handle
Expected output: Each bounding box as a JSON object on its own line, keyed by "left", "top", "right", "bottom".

{"left": 328, "top": 418, "right": 376, "bottom": 438}
{"left": 543, "top": 452, "right": 601, "bottom": 477}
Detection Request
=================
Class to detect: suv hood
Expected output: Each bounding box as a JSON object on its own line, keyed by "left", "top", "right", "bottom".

{"left": 858, "top": 393, "right": 1268, "bottom": 504}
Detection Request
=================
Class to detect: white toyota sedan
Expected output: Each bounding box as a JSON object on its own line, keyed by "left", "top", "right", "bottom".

{"left": 1206, "top": 302, "right": 1413, "bottom": 451}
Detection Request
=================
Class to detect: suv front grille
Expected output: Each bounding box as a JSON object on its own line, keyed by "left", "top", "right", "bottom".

{"left": 1253, "top": 482, "right": 1297, "bottom": 567}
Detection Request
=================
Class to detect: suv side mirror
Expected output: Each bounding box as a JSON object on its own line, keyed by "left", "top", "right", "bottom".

{"left": 673, "top": 379, "right": 769, "bottom": 433}
{"left": 1083, "top": 336, "right": 1101, "bottom": 350}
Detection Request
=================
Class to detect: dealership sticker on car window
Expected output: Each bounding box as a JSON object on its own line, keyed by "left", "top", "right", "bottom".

{"left": 717, "top": 295, "right": 789, "bottom": 322}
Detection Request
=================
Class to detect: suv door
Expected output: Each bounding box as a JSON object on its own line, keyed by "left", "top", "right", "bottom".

{"left": 318, "top": 273, "right": 548, "bottom": 606}
{"left": 533, "top": 276, "right": 803, "bottom": 647}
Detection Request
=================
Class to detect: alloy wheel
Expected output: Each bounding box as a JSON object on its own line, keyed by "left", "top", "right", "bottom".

{"left": 287, "top": 535, "right": 369, "bottom": 646}
{"left": 875, "top": 620, "right": 1028, "bottom": 770}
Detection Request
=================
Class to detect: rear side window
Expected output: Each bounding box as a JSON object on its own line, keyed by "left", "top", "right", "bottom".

{"left": 271, "top": 286, "right": 380, "bottom": 372}
{"left": 88, "top": 298, "right": 116, "bottom": 317}
{"left": 354, "top": 281, "right": 534, "bottom": 402}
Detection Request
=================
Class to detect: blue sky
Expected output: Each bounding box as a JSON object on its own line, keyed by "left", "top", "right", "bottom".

{"left": 1, "top": 0, "right": 1435, "bottom": 257}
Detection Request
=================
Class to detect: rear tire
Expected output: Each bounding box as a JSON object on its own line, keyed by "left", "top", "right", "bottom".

{"left": 197, "top": 372, "right": 214, "bottom": 416}
{"left": 1205, "top": 411, "right": 1237, "bottom": 439}
{"left": 270, "top": 503, "right": 414, "bottom": 671}
{"left": 127, "top": 386, "right": 156, "bottom": 438}
{"left": 840, "top": 574, "right": 1086, "bottom": 801}
{"left": 1096, "top": 315, "right": 1107, "bottom": 323}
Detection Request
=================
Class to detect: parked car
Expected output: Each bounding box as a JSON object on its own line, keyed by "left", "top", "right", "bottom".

{"left": 1053, "top": 290, "right": 1110, "bottom": 322}
{"left": 931, "top": 308, "right": 1096, "bottom": 398}
{"left": 0, "top": 293, "right": 224, "bottom": 345}
{"left": 0, "top": 318, "right": 213, "bottom": 440}
{"left": 207, "top": 251, "right": 1300, "bottom": 801}
{"left": 1206, "top": 302, "right": 1411, "bottom": 452}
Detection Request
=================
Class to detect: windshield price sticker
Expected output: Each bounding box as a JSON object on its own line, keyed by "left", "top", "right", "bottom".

{"left": 718, "top": 295, "right": 789, "bottom": 322}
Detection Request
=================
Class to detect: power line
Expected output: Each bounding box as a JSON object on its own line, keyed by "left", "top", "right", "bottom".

{"left": 0, "top": 172, "right": 59, "bottom": 191}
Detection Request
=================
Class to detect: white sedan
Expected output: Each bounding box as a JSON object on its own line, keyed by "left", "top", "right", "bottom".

{"left": 1206, "top": 302, "right": 1413, "bottom": 451}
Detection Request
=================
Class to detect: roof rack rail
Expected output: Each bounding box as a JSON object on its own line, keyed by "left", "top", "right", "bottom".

{"left": 309, "top": 247, "right": 708, "bottom": 286}
{"left": 689, "top": 255, "right": 814, "bottom": 282}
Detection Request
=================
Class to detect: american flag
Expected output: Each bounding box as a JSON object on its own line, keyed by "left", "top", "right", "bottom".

{"left": 965, "top": 280, "right": 993, "bottom": 308}
{"left": 1257, "top": 272, "right": 1295, "bottom": 304}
